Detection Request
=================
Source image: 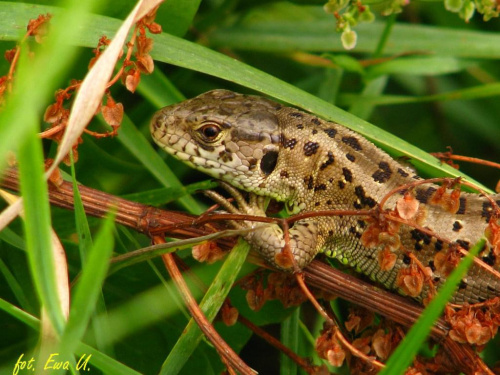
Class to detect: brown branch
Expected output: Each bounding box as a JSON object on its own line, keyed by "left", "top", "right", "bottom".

{"left": 0, "top": 167, "right": 490, "bottom": 374}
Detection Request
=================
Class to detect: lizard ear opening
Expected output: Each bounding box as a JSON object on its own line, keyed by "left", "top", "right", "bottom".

{"left": 260, "top": 150, "right": 278, "bottom": 175}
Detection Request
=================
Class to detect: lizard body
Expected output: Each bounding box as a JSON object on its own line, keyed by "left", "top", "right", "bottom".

{"left": 151, "top": 89, "right": 500, "bottom": 304}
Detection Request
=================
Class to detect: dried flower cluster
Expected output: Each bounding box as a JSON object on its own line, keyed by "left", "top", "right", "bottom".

{"left": 445, "top": 299, "right": 500, "bottom": 346}
{"left": 316, "top": 309, "right": 402, "bottom": 370}
{"left": 1, "top": 8, "right": 162, "bottom": 165}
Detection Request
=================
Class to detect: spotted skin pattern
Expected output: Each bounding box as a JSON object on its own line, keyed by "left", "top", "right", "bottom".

{"left": 151, "top": 90, "right": 500, "bottom": 304}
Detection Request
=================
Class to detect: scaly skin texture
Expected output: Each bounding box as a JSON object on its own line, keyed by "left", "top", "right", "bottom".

{"left": 151, "top": 89, "right": 500, "bottom": 304}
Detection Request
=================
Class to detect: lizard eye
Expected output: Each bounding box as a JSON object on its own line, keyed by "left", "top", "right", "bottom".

{"left": 197, "top": 123, "right": 222, "bottom": 142}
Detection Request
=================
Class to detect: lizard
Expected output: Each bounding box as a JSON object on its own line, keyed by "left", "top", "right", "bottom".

{"left": 150, "top": 89, "right": 500, "bottom": 305}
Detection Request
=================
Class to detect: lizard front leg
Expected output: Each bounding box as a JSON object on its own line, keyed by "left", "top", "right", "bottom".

{"left": 246, "top": 217, "right": 322, "bottom": 270}
{"left": 207, "top": 182, "right": 324, "bottom": 271}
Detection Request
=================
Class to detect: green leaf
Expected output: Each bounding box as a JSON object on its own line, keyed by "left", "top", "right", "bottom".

{"left": 18, "top": 129, "right": 65, "bottom": 334}
{"left": 0, "top": 297, "right": 39, "bottom": 330}
{"left": 59, "top": 212, "right": 115, "bottom": 360}
{"left": 70, "top": 152, "right": 94, "bottom": 264}
{"left": 281, "top": 308, "right": 300, "bottom": 375}
{"left": 0, "top": 258, "right": 33, "bottom": 312}
{"left": 0, "top": 226, "right": 26, "bottom": 250}
{"left": 366, "top": 57, "right": 476, "bottom": 78}
{"left": 69, "top": 151, "right": 113, "bottom": 354}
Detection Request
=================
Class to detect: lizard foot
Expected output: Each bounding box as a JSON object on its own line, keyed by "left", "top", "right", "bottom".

{"left": 203, "top": 182, "right": 319, "bottom": 271}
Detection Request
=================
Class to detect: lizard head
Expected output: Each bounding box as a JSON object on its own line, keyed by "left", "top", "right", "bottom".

{"left": 151, "top": 90, "right": 289, "bottom": 199}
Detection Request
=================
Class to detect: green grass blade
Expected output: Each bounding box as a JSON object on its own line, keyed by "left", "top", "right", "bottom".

{"left": 69, "top": 152, "right": 113, "bottom": 355}
{"left": 339, "top": 82, "right": 500, "bottom": 108}
{"left": 0, "top": 226, "right": 26, "bottom": 250}
{"left": 380, "top": 238, "right": 486, "bottom": 375}
{"left": 366, "top": 57, "right": 476, "bottom": 78}
{"left": 0, "top": 297, "right": 39, "bottom": 330}
{"left": 70, "top": 152, "right": 94, "bottom": 263}
{"left": 0, "top": 258, "right": 33, "bottom": 312}
{"left": 59, "top": 212, "right": 115, "bottom": 359}
{"left": 160, "top": 239, "right": 251, "bottom": 375}
{"left": 280, "top": 308, "right": 300, "bottom": 375}
{"left": 18, "top": 129, "right": 65, "bottom": 334}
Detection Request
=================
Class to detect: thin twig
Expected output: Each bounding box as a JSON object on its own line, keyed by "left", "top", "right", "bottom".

{"left": 431, "top": 152, "right": 500, "bottom": 170}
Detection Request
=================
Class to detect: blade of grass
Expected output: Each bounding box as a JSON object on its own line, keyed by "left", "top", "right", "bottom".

{"left": 18, "top": 129, "right": 65, "bottom": 334}
{"left": 0, "top": 258, "right": 33, "bottom": 312}
{"left": 109, "top": 227, "right": 254, "bottom": 273}
{"left": 281, "top": 308, "right": 300, "bottom": 375}
{"left": 70, "top": 151, "right": 94, "bottom": 264}
{"left": 0, "top": 297, "right": 39, "bottom": 330}
{"left": 339, "top": 81, "right": 500, "bottom": 107}
{"left": 59, "top": 211, "right": 115, "bottom": 362}
{"left": 69, "top": 151, "right": 114, "bottom": 355}
{"left": 160, "top": 239, "right": 251, "bottom": 375}
{"left": 366, "top": 57, "right": 477, "bottom": 78}
{"left": 0, "top": 226, "right": 26, "bottom": 250}
{"left": 379, "top": 238, "right": 486, "bottom": 375}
